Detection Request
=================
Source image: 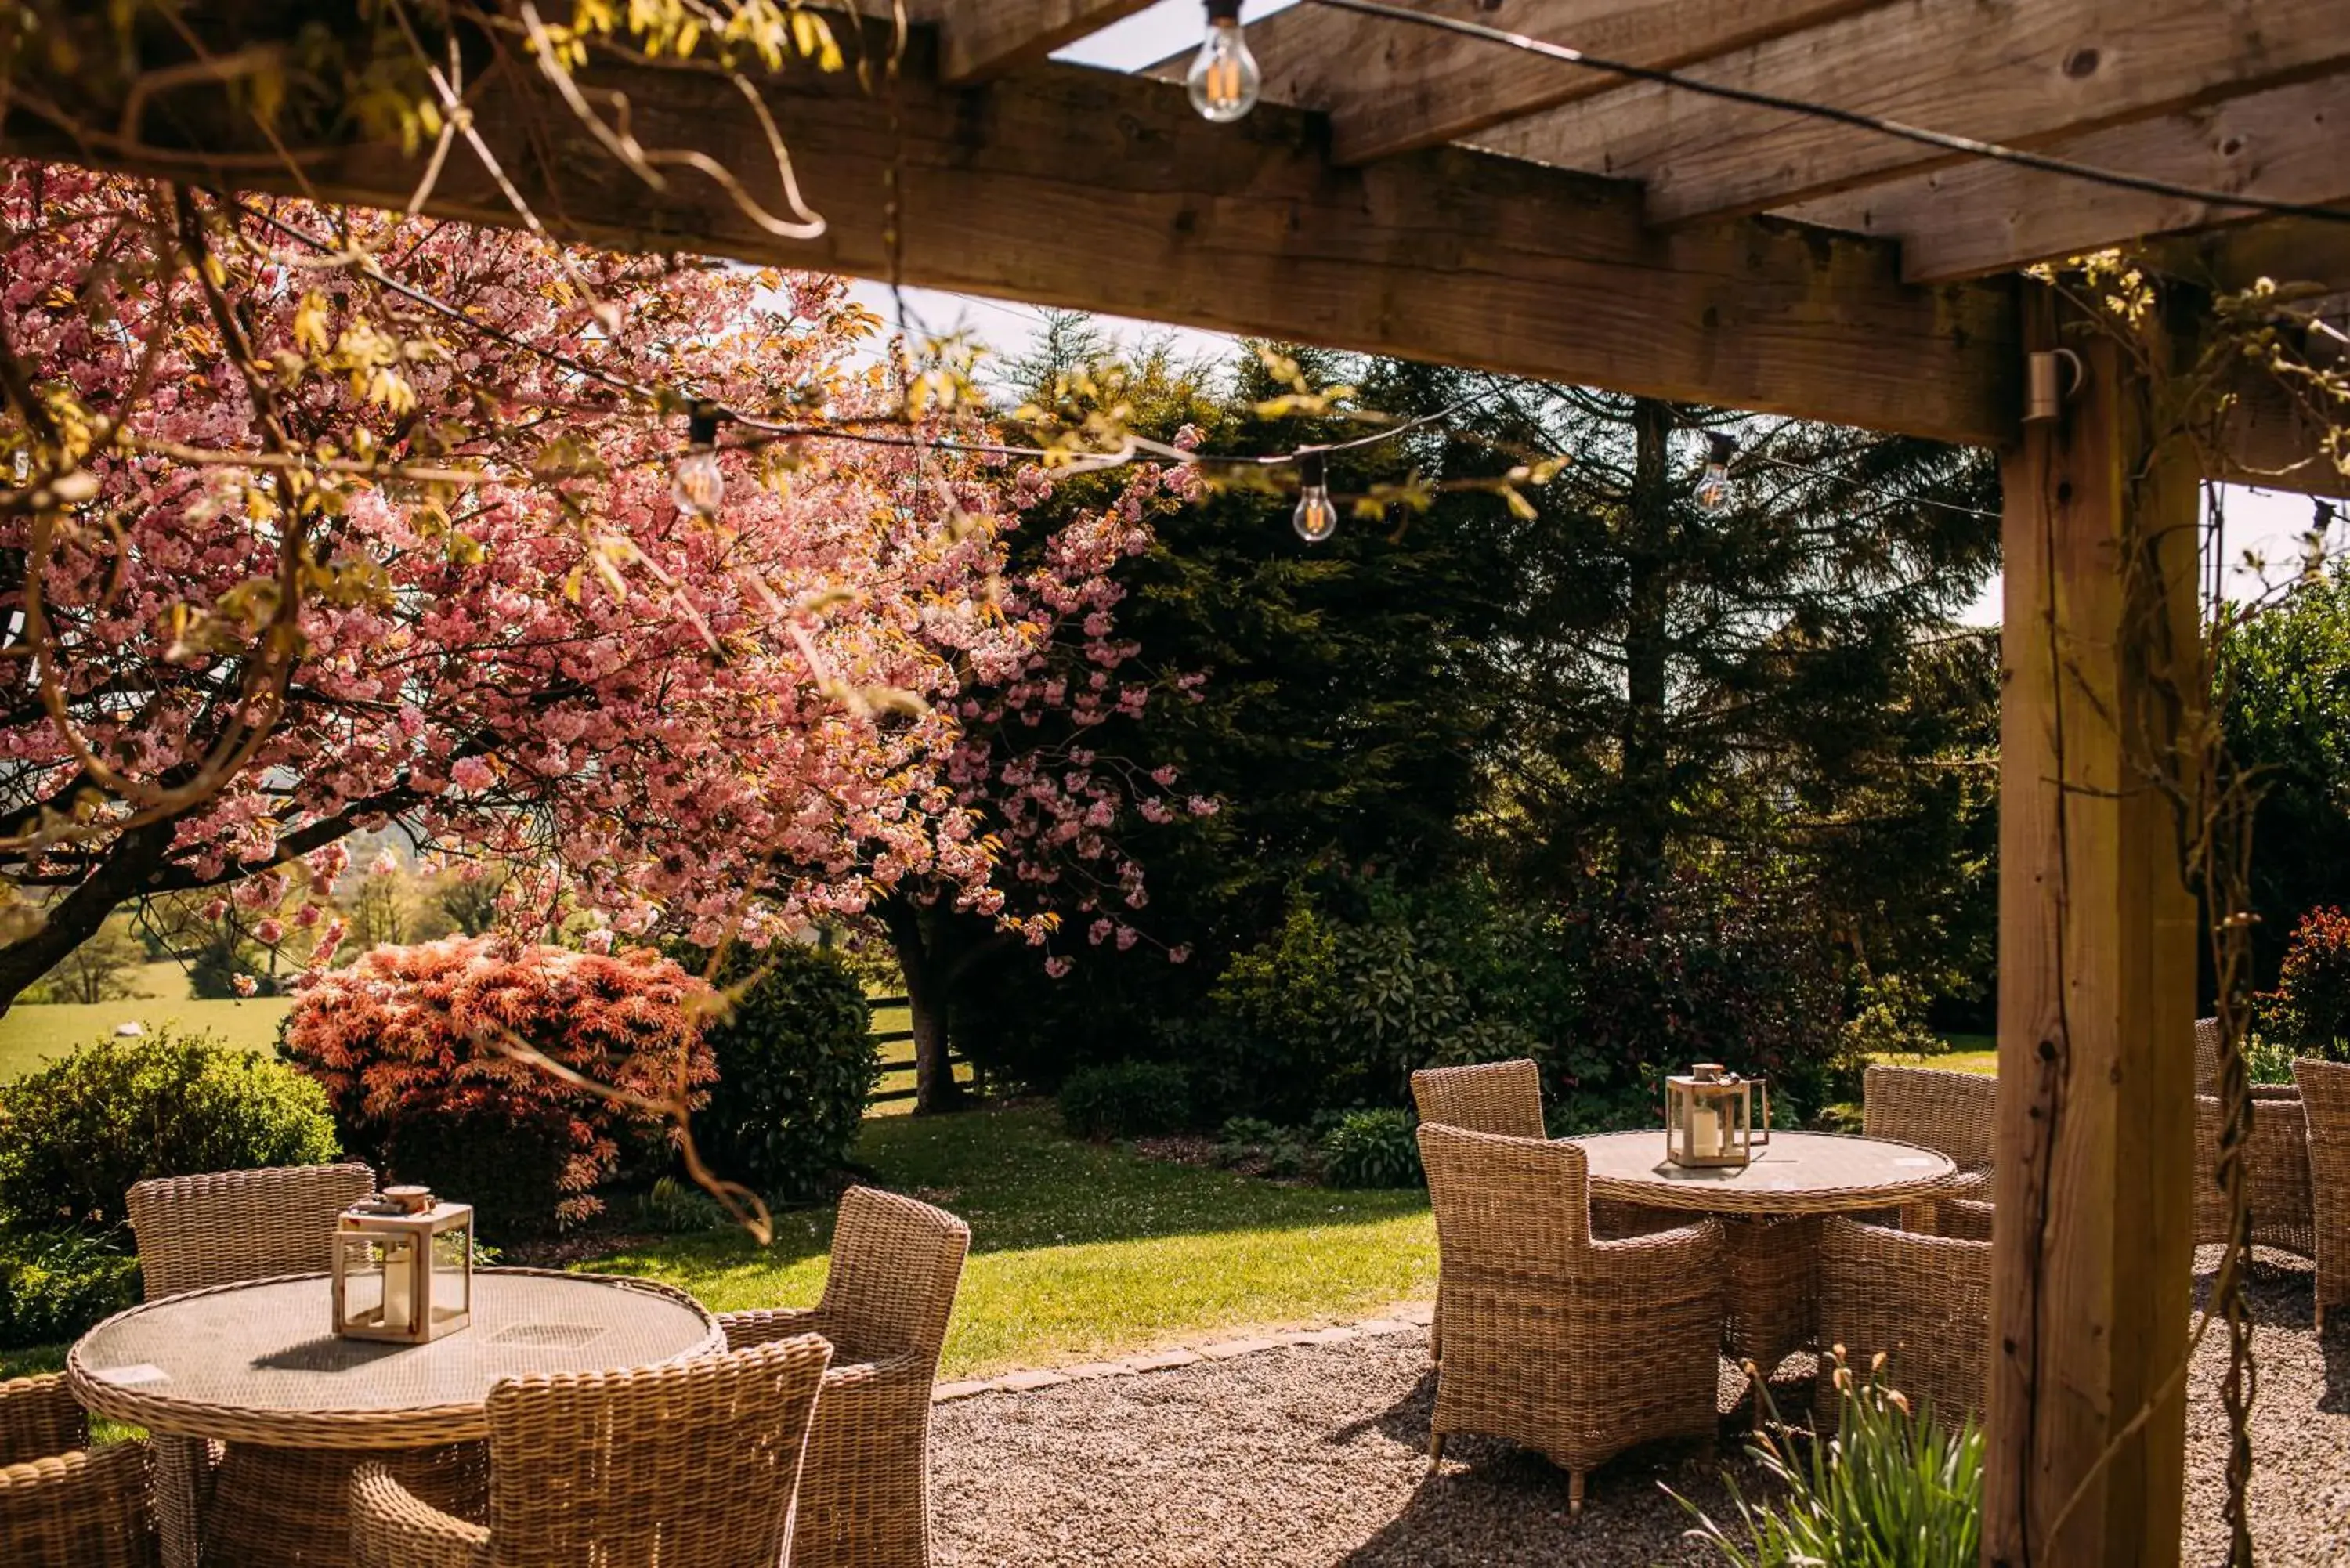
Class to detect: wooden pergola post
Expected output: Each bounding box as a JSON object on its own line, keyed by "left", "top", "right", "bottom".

{"left": 1984, "top": 286, "right": 2202, "bottom": 1566}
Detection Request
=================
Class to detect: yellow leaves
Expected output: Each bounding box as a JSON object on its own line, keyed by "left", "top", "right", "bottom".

{"left": 292, "top": 291, "right": 333, "bottom": 356}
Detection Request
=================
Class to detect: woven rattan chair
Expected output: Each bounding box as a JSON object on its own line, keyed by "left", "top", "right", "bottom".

{"left": 1416, "top": 1122, "right": 1722, "bottom": 1516}
{"left": 2196, "top": 1016, "right": 2223, "bottom": 1097}
{"left": 2294, "top": 1057, "right": 2350, "bottom": 1334}
{"left": 1861, "top": 1064, "right": 1995, "bottom": 1227}
{"left": 1411, "top": 1059, "right": 1676, "bottom": 1245}
{"left": 0, "top": 1375, "right": 155, "bottom": 1567}
{"left": 1812, "top": 1216, "right": 1991, "bottom": 1435}
{"left": 125, "top": 1163, "right": 468, "bottom": 1568}
{"left": 718, "top": 1186, "right": 971, "bottom": 1568}
{"left": 349, "top": 1335, "right": 832, "bottom": 1568}
{"left": 125, "top": 1162, "right": 378, "bottom": 1297}
{"left": 2192, "top": 1090, "right": 2315, "bottom": 1257}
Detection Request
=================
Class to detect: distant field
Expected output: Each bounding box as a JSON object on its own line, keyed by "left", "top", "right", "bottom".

{"left": 1870, "top": 1032, "right": 1998, "bottom": 1076}
{"left": 0, "top": 960, "right": 291, "bottom": 1081}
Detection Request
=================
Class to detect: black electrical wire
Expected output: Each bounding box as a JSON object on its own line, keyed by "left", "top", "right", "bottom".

{"left": 1303, "top": 0, "right": 2350, "bottom": 228}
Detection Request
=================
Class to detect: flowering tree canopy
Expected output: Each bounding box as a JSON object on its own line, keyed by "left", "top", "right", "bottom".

{"left": 0, "top": 163, "right": 1191, "bottom": 1010}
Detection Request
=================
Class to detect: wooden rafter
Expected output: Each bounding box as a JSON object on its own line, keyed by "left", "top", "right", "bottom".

{"left": 908, "top": 1, "right": 1159, "bottom": 85}
{"left": 1221, "top": 0, "right": 1878, "bottom": 167}
{"left": 1478, "top": 0, "right": 2350, "bottom": 226}
{"left": 0, "top": 37, "right": 2019, "bottom": 446}
{"left": 1786, "top": 74, "right": 2350, "bottom": 284}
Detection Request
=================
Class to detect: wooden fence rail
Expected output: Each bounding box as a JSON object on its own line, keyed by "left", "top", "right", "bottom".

{"left": 865, "top": 993, "right": 972, "bottom": 1106}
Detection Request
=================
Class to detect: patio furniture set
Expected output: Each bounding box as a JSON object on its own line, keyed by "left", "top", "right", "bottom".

{"left": 1411, "top": 1039, "right": 2350, "bottom": 1512}
{"left": 1, "top": 1169, "right": 970, "bottom": 1568}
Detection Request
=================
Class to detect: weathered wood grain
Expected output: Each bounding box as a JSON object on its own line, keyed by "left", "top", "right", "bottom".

{"left": 1230, "top": 0, "right": 1879, "bottom": 165}
{"left": 1788, "top": 74, "right": 2350, "bottom": 283}
{"left": 1987, "top": 286, "right": 2197, "bottom": 1568}
{"left": 1483, "top": 0, "right": 2350, "bottom": 226}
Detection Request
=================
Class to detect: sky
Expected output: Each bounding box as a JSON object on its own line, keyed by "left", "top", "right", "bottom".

{"left": 846, "top": 0, "right": 2338, "bottom": 629}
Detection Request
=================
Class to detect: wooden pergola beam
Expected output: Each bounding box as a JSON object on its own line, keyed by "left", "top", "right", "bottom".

{"left": 1229, "top": 0, "right": 1877, "bottom": 166}
{"left": 0, "top": 41, "right": 2020, "bottom": 446}
{"left": 1481, "top": 0, "right": 2350, "bottom": 226}
{"left": 1786, "top": 75, "right": 2350, "bottom": 284}
{"left": 909, "top": 1, "right": 1159, "bottom": 85}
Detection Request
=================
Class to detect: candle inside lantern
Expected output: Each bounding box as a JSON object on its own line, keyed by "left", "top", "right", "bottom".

{"left": 381, "top": 1236, "right": 414, "bottom": 1333}
{"left": 1692, "top": 1104, "right": 1722, "bottom": 1158}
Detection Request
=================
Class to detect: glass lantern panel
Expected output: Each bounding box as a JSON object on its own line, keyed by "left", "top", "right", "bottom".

{"left": 338, "top": 1234, "right": 384, "bottom": 1324}
{"left": 430, "top": 1226, "right": 471, "bottom": 1325}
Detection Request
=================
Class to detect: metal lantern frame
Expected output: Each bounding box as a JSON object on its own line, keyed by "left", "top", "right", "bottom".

{"left": 1664, "top": 1062, "right": 1772, "bottom": 1170}
{"left": 331, "top": 1185, "right": 475, "bottom": 1345}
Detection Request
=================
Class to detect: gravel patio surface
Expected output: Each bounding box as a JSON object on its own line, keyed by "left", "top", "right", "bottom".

{"left": 932, "top": 1249, "right": 2348, "bottom": 1567}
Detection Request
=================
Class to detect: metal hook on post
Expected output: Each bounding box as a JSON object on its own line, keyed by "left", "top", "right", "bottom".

{"left": 2023, "top": 346, "right": 2084, "bottom": 425}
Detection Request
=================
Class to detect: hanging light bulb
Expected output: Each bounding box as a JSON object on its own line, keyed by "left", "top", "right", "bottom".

{"left": 671, "top": 405, "right": 726, "bottom": 516}
{"left": 1292, "top": 449, "right": 1337, "bottom": 544}
{"left": 1695, "top": 431, "right": 1737, "bottom": 513}
{"left": 1188, "top": 0, "right": 1261, "bottom": 124}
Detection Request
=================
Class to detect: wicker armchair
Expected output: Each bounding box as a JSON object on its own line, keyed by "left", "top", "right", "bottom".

{"left": 718, "top": 1187, "right": 971, "bottom": 1568}
{"left": 1411, "top": 1059, "right": 1676, "bottom": 1244}
{"left": 0, "top": 1375, "right": 154, "bottom": 1567}
{"left": 1812, "top": 1217, "right": 1991, "bottom": 1434}
{"left": 2294, "top": 1058, "right": 2350, "bottom": 1334}
{"left": 2192, "top": 1090, "right": 2315, "bottom": 1257}
{"left": 349, "top": 1335, "right": 833, "bottom": 1568}
{"left": 1416, "top": 1123, "right": 1722, "bottom": 1516}
{"left": 125, "top": 1163, "right": 473, "bottom": 1568}
{"left": 1862, "top": 1065, "right": 1996, "bottom": 1227}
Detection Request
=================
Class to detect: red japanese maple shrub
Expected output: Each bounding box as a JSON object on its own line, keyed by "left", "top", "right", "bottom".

{"left": 282, "top": 936, "right": 716, "bottom": 1235}
{"left": 2258, "top": 906, "right": 2350, "bottom": 1060}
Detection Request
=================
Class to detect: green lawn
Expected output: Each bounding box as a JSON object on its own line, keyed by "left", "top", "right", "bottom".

{"left": 0, "top": 961, "right": 291, "bottom": 1082}
{"left": 586, "top": 1104, "right": 1435, "bottom": 1378}
{"left": 1870, "top": 1031, "right": 1998, "bottom": 1077}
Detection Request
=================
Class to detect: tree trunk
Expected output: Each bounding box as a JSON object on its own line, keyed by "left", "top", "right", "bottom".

{"left": 1618, "top": 397, "right": 1675, "bottom": 880}
{"left": 0, "top": 815, "right": 178, "bottom": 1015}
{"left": 882, "top": 898, "right": 967, "bottom": 1115}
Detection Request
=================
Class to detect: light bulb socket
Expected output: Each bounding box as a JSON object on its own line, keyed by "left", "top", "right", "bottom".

{"left": 1703, "top": 432, "right": 1737, "bottom": 467}
{"left": 1296, "top": 448, "right": 1328, "bottom": 490}
{"left": 686, "top": 403, "right": 724, "bottom": 449}
{"left": 1204, "top": 0, "right": 1243, "bottom": 22}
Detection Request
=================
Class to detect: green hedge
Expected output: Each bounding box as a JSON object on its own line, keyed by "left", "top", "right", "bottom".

{"left": 692, "top": 945, "right": 878, "bottom": 1202}
{"left": 0, "top": 1029, "right": 338, "bottom": 1229}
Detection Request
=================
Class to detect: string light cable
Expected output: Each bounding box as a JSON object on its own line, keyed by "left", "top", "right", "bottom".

{"left": 1289, "top": 0, "right": 2350, "bottom": 227}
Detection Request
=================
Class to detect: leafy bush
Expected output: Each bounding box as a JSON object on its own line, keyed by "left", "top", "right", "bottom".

{"left": 0, "top": 1029, "right": 338, "bottom": 1228}
{"left": 1212, "top": 1116, "right": 1318, "bottom": 1180}
{"left": 2257, "top": 906, "right": 2350, "bottom": 1058}
{"left": 1058, "top": 1060, "right": 1191, "bottom": 1140}
{"left": 0, "top": 1229, "right": 142, "bottom": 1348}
{"left": 1677, "top": 1349, "right": 1983, "bottom": 1567}
{"left": 688, "top": 944, "right": 876, "bottom": 1203}
{"left": 281, "top": 936, "right": 714, "bottom": 1238}
{"left": 1557, "top": 863, "right": 1853, "bottom": 1130}
{"left": 637, "top": 1174, "right": 732, "bottom": 1235}
{"left": 1319, "top": 1107, "right": 1423, "bottom": 1189}
{"left": 1202, "top": 879, "right": 1553, "bottom": 1122}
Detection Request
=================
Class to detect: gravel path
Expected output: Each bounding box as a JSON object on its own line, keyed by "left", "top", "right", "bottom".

{"left": 933, "top": 1251, "right": 2348, "bottom": 1566}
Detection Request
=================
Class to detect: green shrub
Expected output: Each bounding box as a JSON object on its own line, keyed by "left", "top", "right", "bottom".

{"left": 1058, "top": 1061, "right": 1191, "bottom": 1140}
{"left": 1319, "top": 1107, "right": 1423, "bottom": 1189}
{"left": 1213, "top": 1116, "right": 1318, "bottom": 1180}
{"left": 0, "top": 1229, "right": 140, "bottom": 1349}
{"left": 637, "top": 1174, "right": 732, "bottom": 1235}
{"left": 0, "top": 1029, "right": 338, "bottom": 1228}
{"left": 689, "top": 945, "right": 877, "bottom": 1203}
{"left": 1676, "top": 1349, "right": 1983, "bottom": 1567}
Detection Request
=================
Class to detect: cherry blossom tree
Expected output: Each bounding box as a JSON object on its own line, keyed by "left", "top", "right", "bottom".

{"left": 0, "top": 163, "right": 1174, "bottom": 1014}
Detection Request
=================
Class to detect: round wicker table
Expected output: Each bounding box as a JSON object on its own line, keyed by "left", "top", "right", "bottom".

{"left": 69, "top": 1268, "right": 720, "bottom": 1568}
{"left": 1566, "top": 1130, "right": 1962, "bottom": 1383}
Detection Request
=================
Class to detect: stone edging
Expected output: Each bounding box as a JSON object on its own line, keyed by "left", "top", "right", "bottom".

{"left": 933, "top": 1302, "right": 1434, "bottom": 1403}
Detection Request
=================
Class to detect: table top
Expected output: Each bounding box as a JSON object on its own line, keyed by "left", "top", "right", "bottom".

{"left": 1567, "top": 1129, "right": 1960, "bottom": 1216}
{"left": 68, "top": 1268, "right": 721, "bottom": 1450}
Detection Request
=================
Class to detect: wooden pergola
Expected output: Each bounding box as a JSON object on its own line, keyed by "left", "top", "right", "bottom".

{"left": 12, "top": 3, "right": 2349, "bottom": 1562}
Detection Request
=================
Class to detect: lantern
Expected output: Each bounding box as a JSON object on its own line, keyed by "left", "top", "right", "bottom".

{"left": 332, "top": 1186, "right": 474, "bottom": 1344}
{"left": 1664, "top": 1063, "right": 1771, "bottom": 1169}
